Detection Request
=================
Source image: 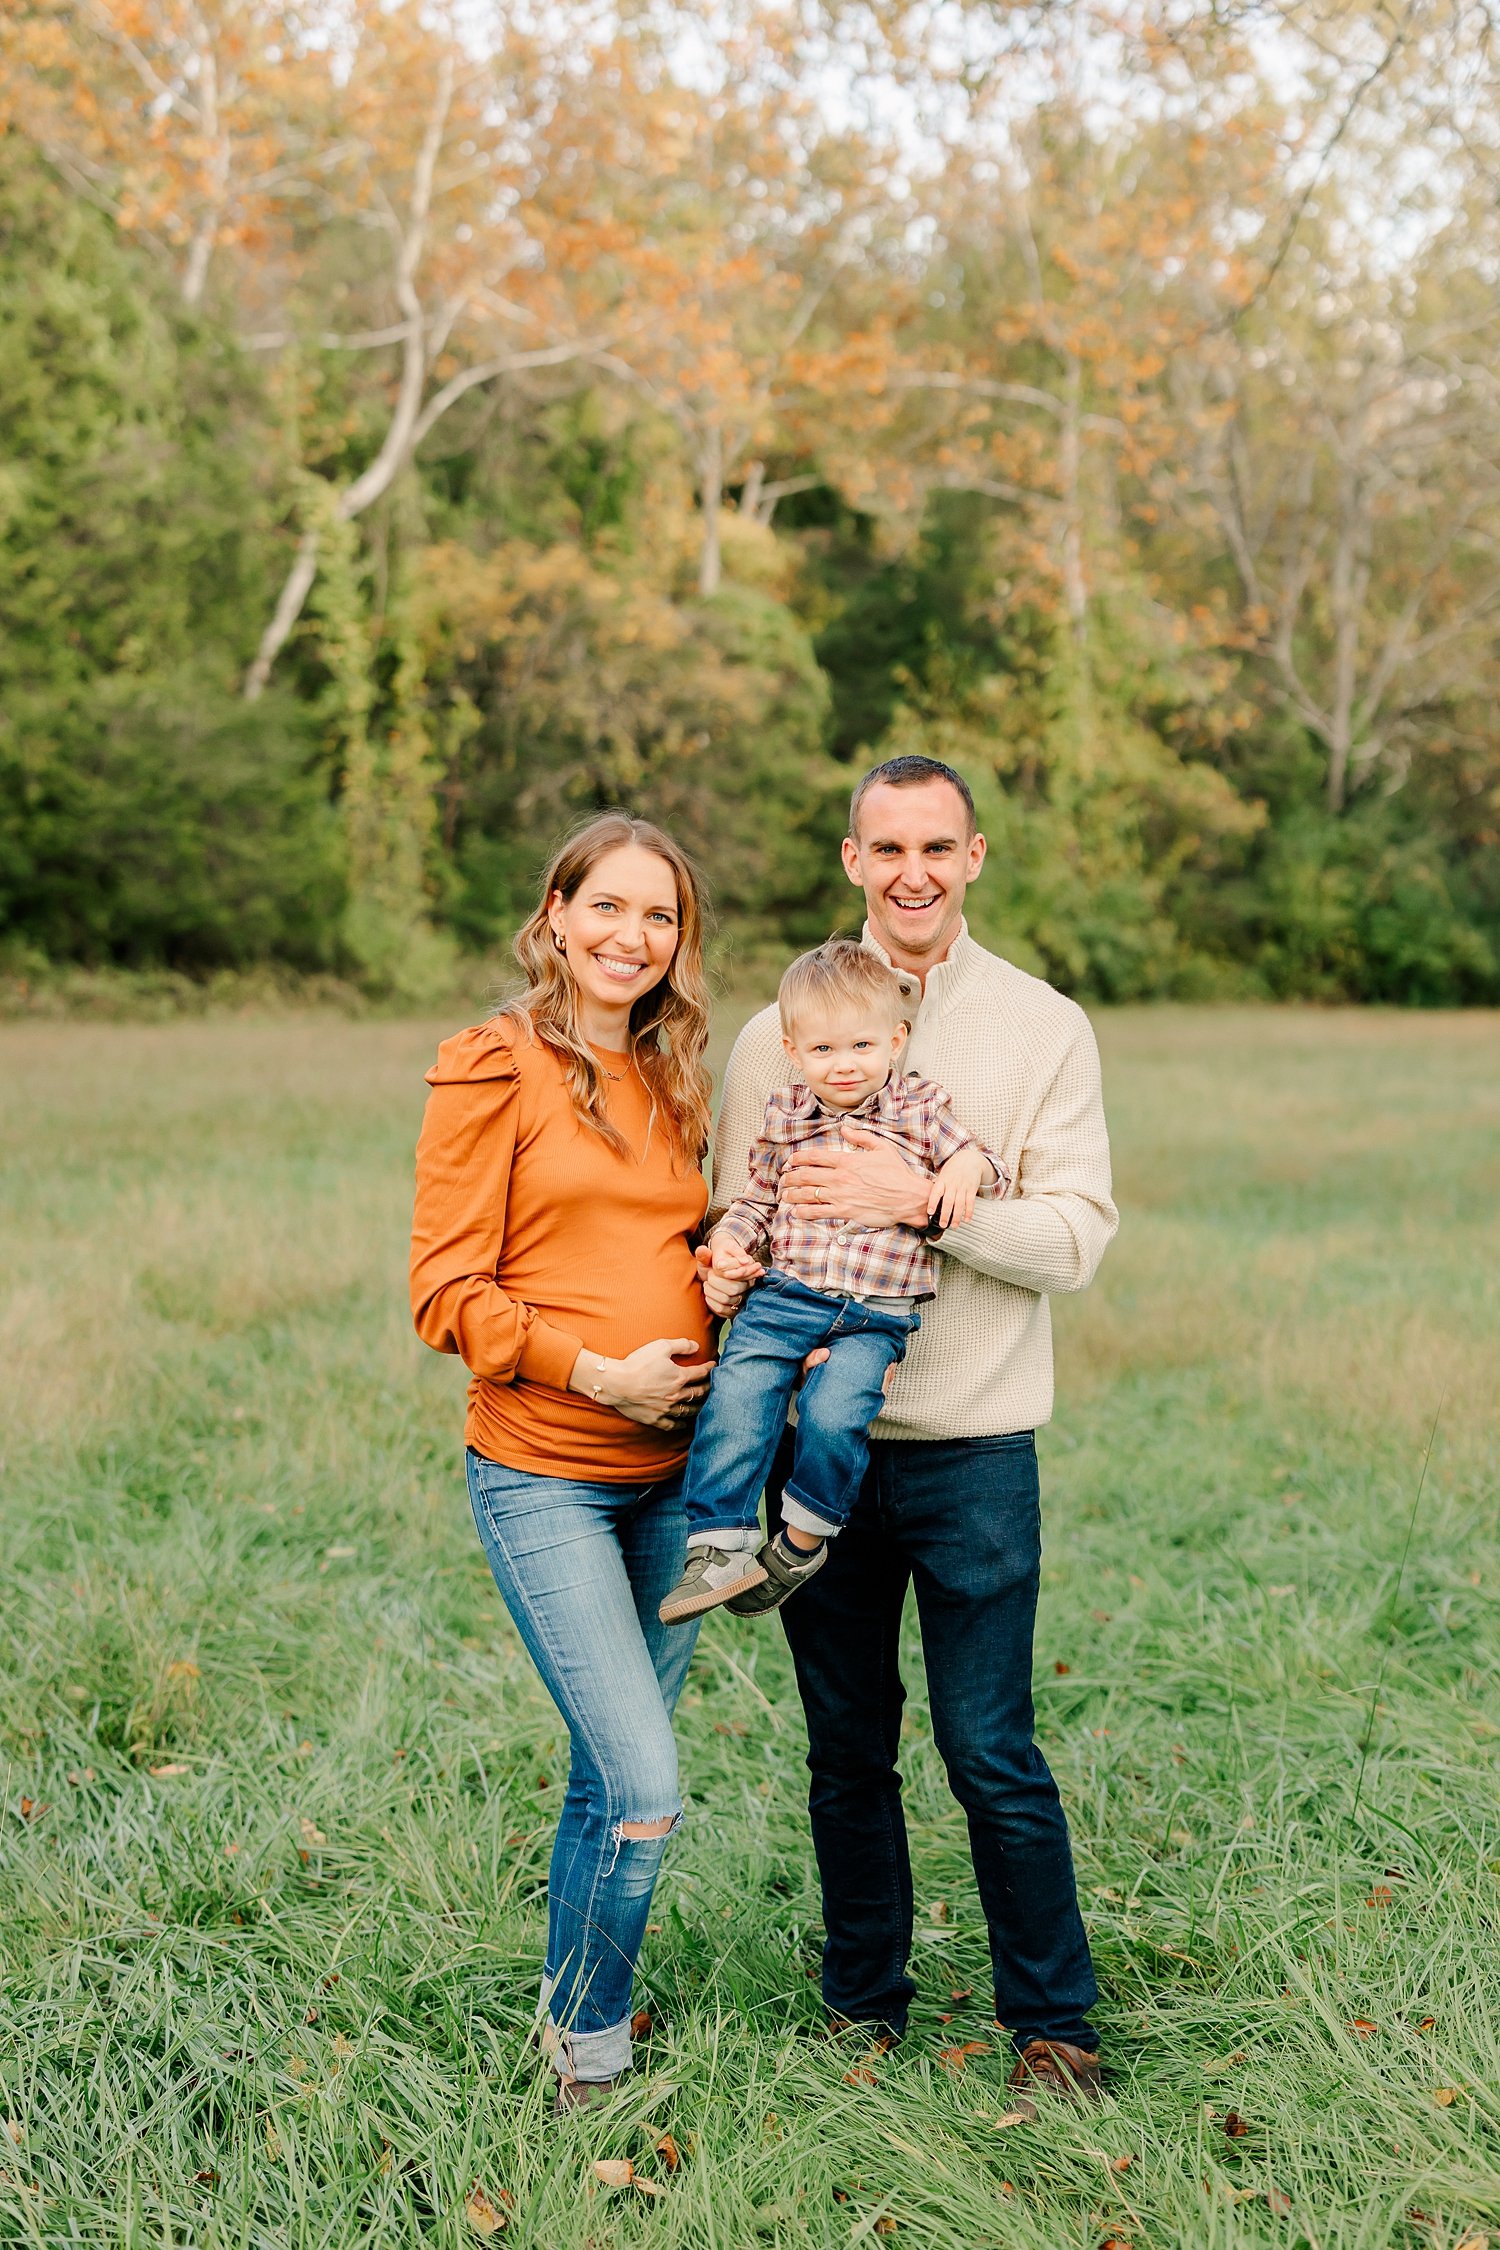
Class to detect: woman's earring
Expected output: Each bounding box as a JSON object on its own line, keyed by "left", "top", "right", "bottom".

{"left": 553, "top": 930, "right": 567, "bottom": 953}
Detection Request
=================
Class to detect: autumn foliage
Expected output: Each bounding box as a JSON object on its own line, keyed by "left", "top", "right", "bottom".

{"left": 2, "top": 0, "right": 1498, "bottom": 996}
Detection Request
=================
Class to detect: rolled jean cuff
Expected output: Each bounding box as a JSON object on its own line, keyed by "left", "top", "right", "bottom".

{"left": 780, "top": 1490, "right": 841, "bottom": 1537}
{"left": 537, "top": 1977, "right": 634, "bottom": 2082}
{"left": 686, "top": 1527, "right": 762, "bottom": 1553}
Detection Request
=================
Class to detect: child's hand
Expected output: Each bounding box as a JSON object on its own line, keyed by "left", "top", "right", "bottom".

{"left": 927, "top": 1147, "right": 996, "bottom": 1230}
{"left": 697, "top": 1231, "right": 765, "bottom": 1317}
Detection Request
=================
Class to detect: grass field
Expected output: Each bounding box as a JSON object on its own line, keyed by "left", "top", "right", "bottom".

{"left": 2, "top": 1005, "right": 1497, "bottom": 2250}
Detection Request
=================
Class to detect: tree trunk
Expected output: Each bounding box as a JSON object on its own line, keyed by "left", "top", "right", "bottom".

{"left": 243, "top": 526, "right": 320, "bottom": 702}
{"left": 698, "top": 425, "right": 723, "bottom": 598}
{"left": 1325, "top": 476, "right": 1368, "bottom": 814}
{"left": 241, "top": 54, "right": 453, "bottom": 699}
{"left": 1058, "top": 353, "right": 1087, "bottom": 646}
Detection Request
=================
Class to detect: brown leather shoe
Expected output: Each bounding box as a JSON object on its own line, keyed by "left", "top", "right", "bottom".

{"left": 1008, "top": 2038, "right": 1103, "bottom": 2104}
{"left": 553, "top": 2073, "right": 619, "bottom": 2114}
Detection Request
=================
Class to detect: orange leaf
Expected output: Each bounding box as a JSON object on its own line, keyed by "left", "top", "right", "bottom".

{"left": 1223, "top": 2111, "right": 1248, "bottom": 2138}
{"left": 464, "top": 2183, "right": 508, "bottom": 2236}
{"left": 1365, "top": 1887, "right": 1393, "bottom": 1909}
{"left": 630, "top": 2009, "right": 653, "bottom": 2039}
{"left": 1347, "top": 2018, "right": 1378, "bottom": 2038}
{"left": 655, "top": 2132, "right": 680, "bottom": 2172}
{"left": 1433, "top": 2087, "right": 1459, "bottom": 2107}
{"left": 938, "top": 2041, "right": 989, "bottom": 2073}
{"left": 593, "top": 2159, "right": 634, "bottom": 2186}
{"left": 844, "top": 2067, "right": 877, "bottom": 2086}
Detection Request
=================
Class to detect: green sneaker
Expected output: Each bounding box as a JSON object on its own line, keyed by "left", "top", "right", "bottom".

{"left": 724, "top": 1532, "right": 827, "bottom": 1616}
{"left": 658, "top": 1545, "right": 767, "bottom": 1625}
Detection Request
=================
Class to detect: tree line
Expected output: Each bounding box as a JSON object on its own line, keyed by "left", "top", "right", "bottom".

{"left": 2, "top": 0, "right": 1497, "bottom": 1002}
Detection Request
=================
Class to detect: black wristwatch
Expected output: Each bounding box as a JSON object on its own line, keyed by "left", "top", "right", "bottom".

{"left": 922, "top": 1213, "right": 946, "bottom": 1241}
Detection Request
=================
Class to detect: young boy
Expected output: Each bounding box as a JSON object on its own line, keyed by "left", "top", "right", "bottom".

{"left": 658, "top": 939, "right": 1007, "bottom": 1626}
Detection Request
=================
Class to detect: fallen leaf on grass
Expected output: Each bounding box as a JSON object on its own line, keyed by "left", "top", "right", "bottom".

{"left": 594, "top": 2160, "right": 634, "bottom": 2187}
{"left": 1223, "top": 2111, "right": 1249, "bottom": 2139}
{"left": 263, "top": 2120, "right": 283, "bottom": 2161}
{"left": 193, "top": 2169, "right": 218, "bottom": 2188}
{"left": 149, "top": 1764, "right": 190, "bottom": 1778}
{"left": 299, "top": 1818, "right": 327, "bottom": 1847}
{"left": 1098, "top": 2237, "right": 1133, "bottom": 2249}
{"left": 938, "top": 2041, "right": 989, "bottom": 2073}
{"left": 654, "top": 2133, "right": 680, "bottom": 2172}
{"left": 926, "top": 1900, "right": 950, "bottom": 1924}
{"left": 465, "top": 2183, "right": 508, "bottom": 2235}
{"left": 166, "top": 1661, "right": 201, "bottom": 1682}
{"left": 630, "top": 2009, "right": 653, "bottom": 2039}
{"left": 1266, "top": 2189, "right": 1292, "bottom": 2217}
{"left": 1416, "top": 2016, "right": 1436, "bottom": 2033}
{"left": 2, "top": 2124, "right": 20, "bottom": 2147}
{"left": 844, "top": 2067, "right": 878, "bottom": 2087}
{"left": 1365, "top": 1886, "right": 1394, "bottom": 1909}
{"left": 1054, "top": 1661, "right": 1071, "bottom": 1675}
{"left": 1346, "top": 2018, "right": 1378, "bottom": 2038}
{"left": 1433, "top": 2087, "right": 1460, "bottom": 2107}
{"left": 874, "top": 2218, "right": 897, "bottom": 2236}
{"left": 993, "top": 2107, "right": 1034, "bottom": 2128}
{"left": 65, "top": 1769, "right": 95, "bottom": 1786}
{"left": 949, "top": 1988, "right": 972, "bottom": 2002}
{"left": 1454, "top": 2233, "right": 1489, "bottom": 2250}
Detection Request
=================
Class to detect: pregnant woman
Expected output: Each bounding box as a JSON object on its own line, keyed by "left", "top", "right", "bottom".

{"left": 410, "top": 812, "right": 717, "bottom": 2111}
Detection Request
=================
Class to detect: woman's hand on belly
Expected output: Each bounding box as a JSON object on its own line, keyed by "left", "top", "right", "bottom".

{"left": 568, "top": 1336, "right": 716, "bottom": 1432}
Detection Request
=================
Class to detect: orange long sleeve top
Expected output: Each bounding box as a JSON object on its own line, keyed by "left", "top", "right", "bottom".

{"left": 410, "top": 1019, "right": 712, "bottom": 1483}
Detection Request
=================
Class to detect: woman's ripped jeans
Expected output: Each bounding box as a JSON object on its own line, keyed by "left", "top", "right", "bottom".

{"left": 466, "top": 1451, "right": 699, "bottom": 2082}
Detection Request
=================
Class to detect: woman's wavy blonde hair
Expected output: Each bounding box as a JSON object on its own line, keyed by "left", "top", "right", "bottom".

{"left": 503, "top": 812, "right": 713, "bottom": 1164}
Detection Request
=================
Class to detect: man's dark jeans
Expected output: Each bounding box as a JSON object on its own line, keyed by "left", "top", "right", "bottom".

{"left": 776, "top": 1428, "right": 1098, "bottom": 2053}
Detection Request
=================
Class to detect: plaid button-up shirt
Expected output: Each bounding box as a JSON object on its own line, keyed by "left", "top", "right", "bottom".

{"left": 714, "top": 1073, "right": 1009, "bottom": 1302}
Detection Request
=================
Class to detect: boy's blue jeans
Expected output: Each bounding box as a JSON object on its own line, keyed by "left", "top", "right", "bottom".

{"left": 682, "top": 1268, "right": 919, "bottom": 1548}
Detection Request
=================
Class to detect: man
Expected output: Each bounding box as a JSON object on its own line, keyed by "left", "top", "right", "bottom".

{"left": 711, "top": 753, "right": 1118, "bottom": 2105}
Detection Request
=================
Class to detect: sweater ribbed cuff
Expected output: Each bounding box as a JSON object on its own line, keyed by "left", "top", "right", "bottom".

{"left": 516, "top": 1317, "right": 587, "bottom": 1392}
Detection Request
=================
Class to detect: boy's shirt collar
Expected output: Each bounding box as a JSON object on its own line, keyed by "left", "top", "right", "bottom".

{"left": 773, "top": 1073, "right": 912, "bottom": 1133}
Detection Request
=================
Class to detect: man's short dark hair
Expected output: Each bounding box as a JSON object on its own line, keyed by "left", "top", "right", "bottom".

{"left": 848, "top": 755, "right": 977, "bottom": 841}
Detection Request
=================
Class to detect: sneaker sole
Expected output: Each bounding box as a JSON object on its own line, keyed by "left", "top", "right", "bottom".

{"left": 658, "top": 1561, "right": 768, "bottom": 1623}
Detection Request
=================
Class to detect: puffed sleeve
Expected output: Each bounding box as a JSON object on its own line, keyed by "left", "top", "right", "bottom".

{"left": 409, "top": 1023, "right": 584, "bottom": 1390}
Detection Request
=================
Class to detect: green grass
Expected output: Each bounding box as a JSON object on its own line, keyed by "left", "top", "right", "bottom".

{"left": 1, "top": 1005, "right": 1497, "bottom": 2249}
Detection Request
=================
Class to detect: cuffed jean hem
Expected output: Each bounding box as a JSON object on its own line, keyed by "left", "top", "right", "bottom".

{"left": 537, "top": 1976, "right": 633, "bottom": 2081}
{"left": 685, "top": 1526, "right": 762, "bottom": 1553}
{"left": 781, "top": 1486, "right": 841, "bottom": 1537}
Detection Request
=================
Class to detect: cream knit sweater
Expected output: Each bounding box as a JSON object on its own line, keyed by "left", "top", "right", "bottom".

{"left": 711, "top": 922, "right": 1118, "bottom": 1441}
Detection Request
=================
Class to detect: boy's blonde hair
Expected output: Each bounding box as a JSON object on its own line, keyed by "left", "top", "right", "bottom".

{"left": 778, "top": 938, "right": 910, "bottom": 1038}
